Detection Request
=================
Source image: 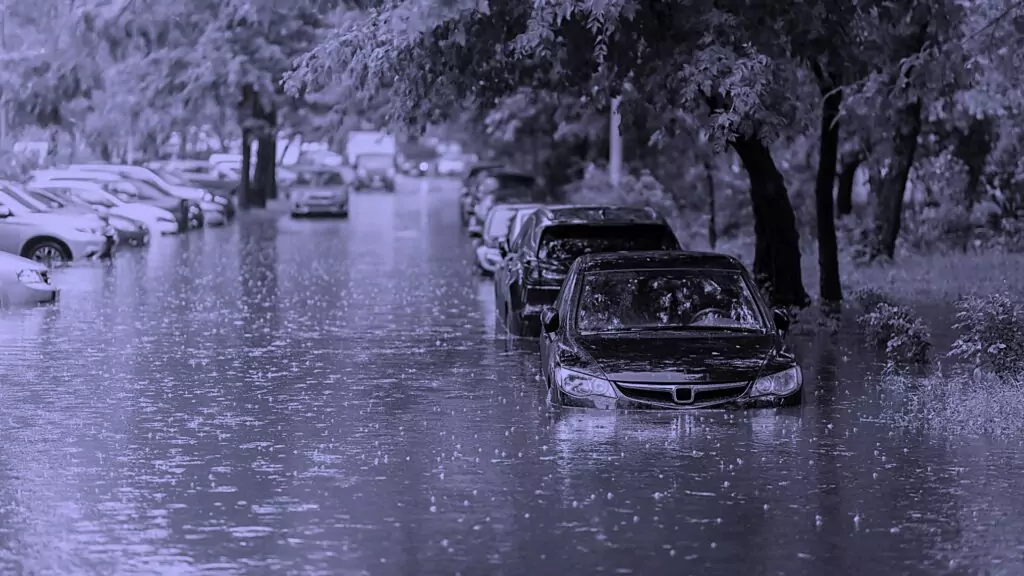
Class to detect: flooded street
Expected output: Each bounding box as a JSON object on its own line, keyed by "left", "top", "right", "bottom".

{"left": 1, "top": 177, "right": 1022, "bottom": 575}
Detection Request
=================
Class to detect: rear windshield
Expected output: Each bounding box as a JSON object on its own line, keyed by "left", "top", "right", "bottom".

{"left": 537, "top": 224, "right": 679, "bottom": 261}
{"left": 295, "top": 170, "right": 345, "bottom": 186}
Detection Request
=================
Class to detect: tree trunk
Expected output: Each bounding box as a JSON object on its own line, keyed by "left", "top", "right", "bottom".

{"left": 239, "top": 129, "right": 252, "bottom": 210}
{"left": 704, "top": 160, "right": 717, "bottom": 250}
{"left": 253, "top": 135, "right": 276, "bottom": 207}
{"left": 177, "top": 127, "right": 188, "bottom": 159}
{"left": 956, "top": 118, "right": 992, "bottom": 213}
{"left": 730, "top": 136, "right": 811, "bottom": 308}
{"left": 871, "top": 100, "right": 923, "bottom": 261}
{"left": 814, "top": 83, "right": 843, "bottom": 304}
{"left": 835, "top": 157, "right": 860, "bottom": 217}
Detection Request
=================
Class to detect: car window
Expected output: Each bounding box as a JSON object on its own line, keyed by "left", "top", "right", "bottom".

{"left": 26, "top": 189, "right": 67, "bottom": 209}
{"left": 536, "top": 224, "right": 679, "bottom": 262}
{"left": 484, "top": 207, "right": 517, "bottom": 239}
{"left": 510, "top": 213, "right": 534, "bottom": 253}
{"left": 0, "top": 191, "right": 37, "bottom": 214}
{"left": 575, "top": 269, "right": 765, "bottom": 334}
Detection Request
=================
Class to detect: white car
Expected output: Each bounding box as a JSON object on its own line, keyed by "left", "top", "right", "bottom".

{"left": 0, "top": 250, "right": 58, "bottom": 307}
{"left": 0, "top": 190, "right": 113, "bottom": 265}
{"left": 28, "top": 177, "right": 180, "bottom": 235}
{"left": 437, "top": 157, "right": 467, "bottom": 176}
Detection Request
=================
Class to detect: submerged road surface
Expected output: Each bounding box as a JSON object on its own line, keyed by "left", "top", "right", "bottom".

{"left": 0, "top": 177, "right": 1022, "bottom": 575}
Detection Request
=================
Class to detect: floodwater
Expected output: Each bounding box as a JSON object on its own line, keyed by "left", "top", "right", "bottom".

{"left": 0, "top": 177, "right": 1022, "bottom": 575}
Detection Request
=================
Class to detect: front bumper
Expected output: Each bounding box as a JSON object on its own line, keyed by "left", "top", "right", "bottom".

{"left": 201, "top": 202, "right": 227, "bottom": 226}
{"left": 1, "top": 278, "right": 58, "bottom": 306}
{"left": 65, "top": 233, "right": 111, "bottom": 261}
{"left": 117, "top": 228, "right": 149, "bottom": 247}
{"left": 475, "top": 245, "right": 502, "bottom": 273}
{"left": 556, "top": 381, "right": 802, "bottom": 410}
{"left": 292, "top": 200, "right": 349, "bottom": 216}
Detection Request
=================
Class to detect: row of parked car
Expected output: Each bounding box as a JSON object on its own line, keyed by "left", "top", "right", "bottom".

{"left": 0, "top": 159, "right": 247, "bottom": 307}
{"left": 457, "top": 162, "right": 804, "bottom": 411}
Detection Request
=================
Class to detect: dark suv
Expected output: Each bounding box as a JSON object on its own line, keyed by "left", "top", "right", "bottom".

{"left": 494, "top": 205, "right": 681, "bottom": 337}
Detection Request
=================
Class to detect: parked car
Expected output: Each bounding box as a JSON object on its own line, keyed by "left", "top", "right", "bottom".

{"left": 437, "top": 156, "right": 467, "bottom": 176}
{"left": 0, "top": 189, "right": 115, "bottom": 265}
{"left": 494, "top": 206, "right": 681, "bottom": 337}
{"left": 468, "top": 169, "right": 542, "bottom": 234}
{"left": 148, "top": 160, "right": 238, "bottom": 198}
{"left": 152, "top": 165, "right": 234, "bottom": 220}
{"left": 23, "top": 187, "right": 150, "bottom": 248}
{"left": 459, "top": 162, "right": 505, "bottom": 227}
{"left": 0, "top": 250, "right": 58, "bottom": 307}
{"left": 289, "top": 165, "right": 351, "bottom": 218}
{"left": 29, "top": 172, "right": 186, "bottom": 234}
{"left": 472, "top": 203, "right": 546, "bottom": 275}
{"left": 68, "top": 164, "right": 223, "bottom": 226}
{"left": 353, "top": 154, "right": 397, "bottom": 191}
{"left": 539, "top": 251, "right": 801, "bottom": 410}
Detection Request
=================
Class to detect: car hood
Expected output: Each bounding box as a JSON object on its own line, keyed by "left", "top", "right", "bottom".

{"left": 0, "top": 250, "right": 47, "bottom": 272}
{"left": 576, "top": 334, "right": 774, "bottom": 384}
{"left": 12, "top": 212, "right": 104, "bottom": 230}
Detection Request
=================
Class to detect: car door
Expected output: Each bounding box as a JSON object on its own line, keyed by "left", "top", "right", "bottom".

{"left": 540, "top": 269, "right": 574, "bottom": 378}
{"left": 505, "top": 219, "right": 539, "bottom": 314}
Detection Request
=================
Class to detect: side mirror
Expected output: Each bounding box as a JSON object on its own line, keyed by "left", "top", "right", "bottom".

{"left": 772, "top": 308, "right": 791, "bottom": 333}
{"left": 0, "top": 205, "right": 10, "bottom": 218}
{"left": 497, "top": 239, "right": 509, "bottom": 257}
{"left": 468, "top": 228, "right": 482, "bottom": 239}
{"left": 541, "top": 306, "right": 559, "bottom": 334}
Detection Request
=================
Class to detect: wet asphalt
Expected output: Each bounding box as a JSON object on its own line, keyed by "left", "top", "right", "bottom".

{"left": 0, "top": 176, "right": 1021, "bottom": 575}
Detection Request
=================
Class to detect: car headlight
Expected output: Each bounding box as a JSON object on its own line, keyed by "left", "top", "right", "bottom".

{"left": 17, "top": 269, "right": 45, "bottom": 285}
{"left": 557, "top": 368, "right": 616, "bottom": 398}
{"left": 213, "top": 195, "right": 228, "bottom": 205}
{"left": 202, "top": 191, "right": 215, "bottom": 202}
{"left": 419, "top": 162, "right": 429, "bottom": 171}
{"left": 750, "top": 366, "right": 803, "bottom": 397}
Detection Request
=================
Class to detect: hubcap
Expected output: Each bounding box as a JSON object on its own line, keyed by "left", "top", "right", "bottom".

{"left": 32, "top": 245, "right": 66, "bottom": 265}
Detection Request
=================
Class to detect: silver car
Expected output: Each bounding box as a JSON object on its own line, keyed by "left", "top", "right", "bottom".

{"left": 0, "top": 190, "right": 114, "bottom": 265}
{"left": 290, "top": 166, "right": 351, "bottom": 218}
{"left": 0, "top": 251, "right": 58, "bottom": 307}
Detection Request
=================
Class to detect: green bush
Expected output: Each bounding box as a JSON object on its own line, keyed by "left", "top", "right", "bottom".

{"left": 853, "top": 288, "right": 931, "bottom": 365}
{"left": 948, "top": 292, "right": 1024, "bottom": 376}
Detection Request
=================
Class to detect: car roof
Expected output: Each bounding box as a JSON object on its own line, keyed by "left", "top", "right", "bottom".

{"left": 535, "top": 205, "right": 664, "bottom": 225}
{"left": 573, "top": 250, "right": 747, "bottom": 273}
{"left": 32, "top": 170, "right": 123, "bottom": 181}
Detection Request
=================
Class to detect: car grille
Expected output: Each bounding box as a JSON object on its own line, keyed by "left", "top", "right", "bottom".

{"left": 613, "top": 381, "right": 750, "bottom": 406}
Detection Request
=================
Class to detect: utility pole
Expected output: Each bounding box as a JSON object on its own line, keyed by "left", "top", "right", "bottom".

{"left": 608, "top": 96, "right": 622, "bottom": 188}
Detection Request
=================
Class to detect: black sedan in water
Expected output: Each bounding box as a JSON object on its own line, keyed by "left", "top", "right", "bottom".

{"left": 538, "top": 251, "right": 801, "bottom": 410}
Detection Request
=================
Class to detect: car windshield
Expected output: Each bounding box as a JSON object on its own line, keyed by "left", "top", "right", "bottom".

{"left": 124, "top": 178, "right": 170, "bottom": 200}
{"left": 358, "top": 155, "right": 392, "bottom": 169}
{"left": 157, "top": 169, "right": 188, "bottom": 185}
{"left": 25, "top": 189, "right": 68, "bottom": 210}
{"left": 62, "top": 184, "right": 121, "bottom": 207}
{"left": 295, "top": 170, "right": 345, "bottom": 186}
{"left": 576, "top": 269, "right": 766, "bottom": 334}
{"left": 0, "top": 190, "right": 39, "bottom": 214}
{"left": 0, "top": 185, "right": 47, "bottom": 212}
{"left": 537, "top": 224, "right": 679, "bottom": 263}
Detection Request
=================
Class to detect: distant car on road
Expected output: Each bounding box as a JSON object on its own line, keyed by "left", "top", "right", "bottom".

{"left": 494, "top": 206, "right": 681, "bottom": 337}
{"left": 353, "top": 154, "right": 397, "bottom": 192}
{"left": 0, "top": 250, "right": 58, "bottom": 307}
{"left": 539, "top": 251, "right": 801, "bottom": 410}
{"left": 469, "top": 169, "right": 544, "bottom": 235}
{"left": 289, "top": 165, "right": 352, "bottom": 218}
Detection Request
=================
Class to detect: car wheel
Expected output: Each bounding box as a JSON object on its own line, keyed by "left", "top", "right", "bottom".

{"left": 340, "top": 211, "right": 349, "bottom": 219}
{"left": 23, "top": 239, "right": 71, "bottom": 267}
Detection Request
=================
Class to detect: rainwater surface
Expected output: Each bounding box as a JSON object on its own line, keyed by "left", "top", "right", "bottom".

{"left": 0, "top": 178, "right": 1022, "bottom": 575}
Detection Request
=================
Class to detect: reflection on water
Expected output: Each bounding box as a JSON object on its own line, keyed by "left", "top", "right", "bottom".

{"left": 0, "top": 180, "right": 1021, "bottom": 574}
